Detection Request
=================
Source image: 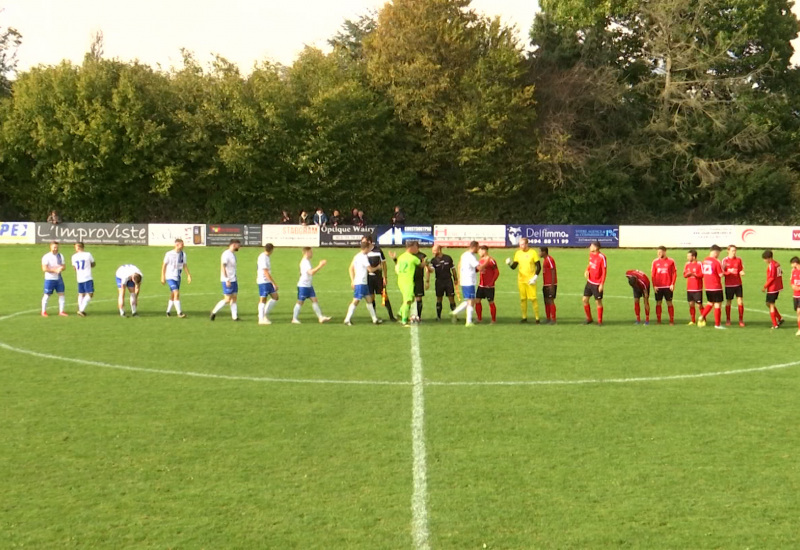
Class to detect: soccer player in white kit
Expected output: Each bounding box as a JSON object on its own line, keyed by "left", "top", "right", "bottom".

{"left": 344, "top": 242, "right": 382, "bottom": 325}
{"left": 257, "top": 243, "right": 280, "bottom": 325}
{"left": 71, "top": 242, "right": 95, "bottom": 317}
{"left": 41, "top": 241, "right": 68, "bottom": 317}
{"left": 115, "top": 264, "right": 143, "bottom": 317}
{"left": 292, "top": 247, "right": 331, "bottom": 324}
{"left": 161, "top": 238, "right": 192, "bottom": 318}
{"left": 451, "top": 241, "right": 485, "bottom": 326}
{"left": 210, "top": 239, "right": 240, "bottom": 321}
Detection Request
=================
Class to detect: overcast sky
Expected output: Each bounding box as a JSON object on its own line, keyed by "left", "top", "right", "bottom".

{"left": 1, "top": 1, "right": 540, "bottom": 73}
{"left": 2, "top": 1, "right": 797, "bottom": 73}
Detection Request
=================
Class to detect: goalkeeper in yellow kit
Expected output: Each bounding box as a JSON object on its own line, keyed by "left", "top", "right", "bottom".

{"left": 505, "top": 237, "right": 542, "bottom": 323}
{"left": 394, "top": 241, "right": 423, "bottom": 327}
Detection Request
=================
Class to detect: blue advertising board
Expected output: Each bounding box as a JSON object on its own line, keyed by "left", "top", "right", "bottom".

{"left": 505, "top": 225, "right": 619, "bottom": 248}
{"left": 376, "top": 225, "right": 435, "bottom": 246}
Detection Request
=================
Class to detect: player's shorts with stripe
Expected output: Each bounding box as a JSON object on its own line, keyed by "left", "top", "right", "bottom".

{"left": 353, "top": 284, "right": 370, "bottom": 300}
{"left": 686, "top": 291, "right": 703, "bottom": 304}
{"left": 725, "top": 285, "right": 743, "bottom": 301}
{"left": 44, "top": 278, "right": 65, "bottom": 295}
{"left": 222, "top": 281, "right": 238, "bottom": 295}
{"left": 705, "top": 290, "right": 723, "bottom": 303}
{"left": 77, "top": 280, "right": 94, "bottom": 294}
{"left": 542, "top": 285, "right": 557, "bottom": 300}
{"left": 765, "top": 291, "right": 780, "bottom": 304}
{"left": 258, "top": 283, "right": 276, "bottom": 297}
{"left": 476, "top": 286, "right": 495, "bottom": 301}
{"left": 116, "top": 277, "right": 136, "bottom": 290}
{"left": 632, "top": 285, "right": 647, "bottom": 300}
{"left": 367, "top": 274, "right": 384, "bottom": 295}
{"left": 399, "top": 283, "right": 415, "bottom": 303}
{"left": 654, "top": 288, "right": 673, "bottom": 302}
{"left": 167, "top": 278, "right": 180, "bottom": 291}
{"left": 519, "top": 282, "right": 538, "bottom": 300}
{"left": 435, "top": 278, "right": 455, "bottom": 298}
{"left": 297, "top": 286, "right": 316, "bottom": 301}
{"left": 461, "top": 285, "right": 476, "bottom": 300}
{"left": 583, "top": 282, "right": 603, "bottom": 300}
{"left": 414, "top": 278, "right": 425, "bottom": 297}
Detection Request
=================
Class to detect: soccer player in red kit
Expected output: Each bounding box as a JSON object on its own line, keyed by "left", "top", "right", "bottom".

{"left": 684, "top": 249, "right": 703, "bottom": 325}
{"left": 540, "top": 247, "right": 558, "bottom": 324}
{"left": 698, "top": 245, "right": 724, "bottom": 329}
{"left": 475, "top": 245, "right": 499, "bottom": 323}
{"left": 761, "top": 250, "right": 784, "bottom": 329}
{"left": 583, "top": 241, "right": 607, "bottom": 325}
{"left": 651, "top": 246, "right": 677, "bottom": 324}
{"left": 625, "top": 269, "right": 650, "bottom": 324}
{"left": 721, "top": 244, "right": 745, "bottom": 326}
{"left": 789, "top": 256, "right": 800, "bottom": 337}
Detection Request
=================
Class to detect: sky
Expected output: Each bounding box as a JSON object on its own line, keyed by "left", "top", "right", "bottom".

{"left": 1, "top": 1, "right": 798, "bottom": 73}
{"left": 1, "top": 0, "right": 540, "bottom": 73}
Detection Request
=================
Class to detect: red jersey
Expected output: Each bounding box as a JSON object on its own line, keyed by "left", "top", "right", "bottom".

{"left": 701, "top": 256, "right": 723, "bottom": 291}
{"left": 587, "top": 252, "right": 607, "bottom": 285}
{"left": 764, "top": 260, "right": 783, "bottom": 293}
{"left": 791, "top": 267, "right": 800, "bottom": 299}
{"left": 625, "top": 269, "right": 650, "bottom": 293}
{"left": 651, "top": 257, "right": 677, "bottom": 289}
{"left": 684, "top": 261, "right": 703, "bottom": 292}
{"left": 479, "top": 257, "right": 499, "bottom": 288}
{"left": 721, "top": 256, "right": 744, "bottom": 287}
{"left": 542, "top": 255, "right": 557, "bottom": 286}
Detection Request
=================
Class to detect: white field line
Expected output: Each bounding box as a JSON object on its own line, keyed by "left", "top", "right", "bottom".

{"left": 410, "top": 325, "right": 431, "bottom": 550}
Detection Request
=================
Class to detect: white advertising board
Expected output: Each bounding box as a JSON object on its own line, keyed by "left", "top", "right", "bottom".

{"left": 619, "top": 225, "right": 735, "bottom": 249}
{"left": 262, "top": 225, "right": 320, "bottom": 247}
{"left": 0, "top": 222, "right": 36, "bottom": 244}
{"left": 733, "top": 226, "right": 800, "bottom": 249}
{"left": 433, "top": 225, "right": 507, "bottom": 247}
{"left": 148, "top": 224, "right": 206, "bottom": 246}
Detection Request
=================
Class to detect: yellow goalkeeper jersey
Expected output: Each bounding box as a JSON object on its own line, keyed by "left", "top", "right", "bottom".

{"left": 513, "top": 248, "right": 540, "bottom": 282}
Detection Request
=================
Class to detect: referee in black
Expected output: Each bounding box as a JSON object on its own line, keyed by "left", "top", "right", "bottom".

{"left": 362, "top": 235, "right": 396, "bottom": 322}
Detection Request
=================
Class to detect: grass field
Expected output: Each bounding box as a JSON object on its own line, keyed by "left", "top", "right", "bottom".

{"left": 2, "top": 243, "right": 799, "bottom": 549}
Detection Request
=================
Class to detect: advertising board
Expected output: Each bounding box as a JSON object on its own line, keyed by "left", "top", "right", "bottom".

{"left": 433, "top": 225, "right": 506, "bottom": 247}
{"left": 35, "top": 223, "right": 148, "bottom": 245}
{"left": 505, "top": 225, "right": 619, "bottom": 248}
{"left": 0, "top": 222, "right": 36, "bottom": 244}
{"left": 206, "top": 224, "right": 262, "bottom": 247}
{"left": 148, "top": 224, "right": 205, "bottom": 246}
{"left": 375, "top": 225, "right": 434, "bottom": 247}
{"left": 619, "top": 225, "right": 736, "bottom": 249}
{"left": 320, "top": 225, "right": 378, "bottom": 247}
{"left": 261, "top": 225, "right": 320, "bottom": 247}
{"left": 734, "top": 226, "right": 800, "bottom": 249}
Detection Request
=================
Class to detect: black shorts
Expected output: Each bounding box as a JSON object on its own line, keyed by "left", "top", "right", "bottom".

{"left": 435, "top": 278, "right": 455, "bottom": 298}
{"left": 725, "top": 286, "right": 743, "bottom": 301}
{"left": 766, "top": 291, "right": 780, "bottom": 304}
{"left": 367, "top": 275, "right": 384, "bottom": 295}
{"left": 794, "top": 297, "right": 800, "bottom": 311}
{"left": 476, "top": 286, "right": 495, "bottom": 301}
{"left": 543, "top": 285, "right": 557, "bottom": 300}
{"left": 686, "top": 291, "right": 703, "bottom": 304}
{"left": 584, "top": 283, "right": 603, "bottom": 300}
{"left": 705, "top": 290, "right": 724, "bottom": 304}
{"left": 654, "top": 288, "right": 673, "bottom": 302}
{"left": 414, "top": 279, "right": 425, "bottom": 297}
{"left": 632, "top": 286, "right": 647, "bottom": 300}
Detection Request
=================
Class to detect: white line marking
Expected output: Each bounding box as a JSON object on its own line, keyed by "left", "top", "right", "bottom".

{"left": 410, "top": 325, "right": 431, "bottom": 550}
{"left": 428, "top": 360, "right": 800, "bottom": 386}
{"left": 0, "top": 342, "right": 410, "bottom": 386}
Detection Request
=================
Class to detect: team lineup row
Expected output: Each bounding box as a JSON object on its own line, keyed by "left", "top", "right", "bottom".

{"left": 38, "top": 237, "right": 800, "bottom": 333}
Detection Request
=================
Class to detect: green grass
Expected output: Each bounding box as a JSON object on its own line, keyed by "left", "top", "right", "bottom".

{"left": 2, "top": 244, "right": 799, "bottom": 548}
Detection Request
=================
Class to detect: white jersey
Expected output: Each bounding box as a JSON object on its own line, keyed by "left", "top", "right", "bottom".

{"left": 163, "top": 249, "right": 187, "bottom": 280}
{"left": 221, "top": 249, "right": 237, "bottom": 282}
{"left": 352, "top": 253, "right": 370, "bottom": 286}
{"left": 71, "top": 251, "right": 95, "bottom": 283}
{"left": 298, "top": 257, "right": 313, "bottom": 288}
{"left": 256, "top": 252, "right": 272, "bottom": 284}
{"left": 116, "top": 264, "right": 142, "bottom": 283}
{"left": 459, "top": 251, "right": 480, "bottom": 287}
{"left": 42, "top": 252, "right": 65, "bottom": 281}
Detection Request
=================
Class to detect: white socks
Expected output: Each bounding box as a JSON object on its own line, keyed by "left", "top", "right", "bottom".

{"left": 41, "top": 294, "right": 49, "bottom": 313}
{"left": 129, "top": 295, "right": 137, "bottom": 314}
{"left": 265, "top": 298, "right": 277, "bottom": 316}
{"left": 293, "top": 303, "right": 302, "bottom": 321}
{"left": 366, "top": 302, "right": 377, "bottom": 322}
{"left": 212, "top": 300, "right": 226, "bottom": 314}
{"left": 466, "top": 304, "right": 474, "bottom": 324}
{"left": 345, "top": 303, "right": 356, "bottom": 323}
{"left": 79, "top": 295, "right": 92, "bottom": 312}
{"left": 312, "top": 302, "right": 323, "bottom": 320}
{"left": 230, "top": 303, "right": 238, "bottom": 319}
{"left": 167, "top": 300, "right": 174, "bottom": 313}
{"left": 58, "top": 295, "right": 65, "bottom": 313}
{"left": 453, "top": 301, "right": 469, "bottom": 315}
{"left": 258, "top": 302, "right": 266, "bottom": 320}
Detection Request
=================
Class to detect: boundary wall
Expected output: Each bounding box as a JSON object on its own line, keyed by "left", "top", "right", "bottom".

{"left": 1, "top": 221, "right": 798, "bottom": 248}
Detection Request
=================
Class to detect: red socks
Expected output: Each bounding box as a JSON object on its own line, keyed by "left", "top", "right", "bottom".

{"left": 598, "top": 306, "right": 604, "bottom": 324}
{"left": 689, "top": 304, "right": 696, "bottom": 323}
{"left": 475, "top": 302, "right": 483, "bottom": 321}
{"left": 634, "top": 302, "right": 641, "bottom": 321}
{"left": 725, "top": 305, "right": 731, "bottom": 322}
{"left": 701, "top": 304, "right": 713, "bottom": 320}
{"left": 714, "top": 307, "right": 721, "bottom": 327}
{"left": 489, "top": 303, "right": 496, "bottom": 322}
{"left": 584, "top": 304, "right": 592, "bottom": 321}
{"left": 668, "top": 305, "right": 674, "bottom": 323}
{"left": 656, "top": 304, "right": 662, "bottom": 322}
{"left": 738, "top": 304, "right": 744, "bottom": 323}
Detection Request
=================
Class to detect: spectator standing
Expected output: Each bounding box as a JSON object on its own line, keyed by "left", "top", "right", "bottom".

{"left": 392, "top": 206, "right": 406, "bottom": 228}
{"left": 299, "top": 210, "right": 310, "bottom": 226}
{"left": 350, "top": 208, "right": 360, "bottom": 225}
{"left": 47, "top": 210, "right": 61, "bottom": 227}
{"left": 313, "top": 208, "right": 328, "bottom": 227}
{"left": 330, "top": 210, "right": 342, "bottom": 227}
{"left": 280, "top": 210, "right": 292, "bottom": 224}
{"left": 356, "top": 210, "right": 367, "bottom": 227}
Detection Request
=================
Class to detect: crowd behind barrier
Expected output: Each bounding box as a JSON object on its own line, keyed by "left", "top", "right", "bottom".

{"left": 1, "top": 221, "right": 800, "bottom": 248}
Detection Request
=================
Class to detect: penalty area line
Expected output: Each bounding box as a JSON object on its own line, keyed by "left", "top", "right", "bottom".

{"left": 410, "top": 325, "right": 431, "bottom": 550}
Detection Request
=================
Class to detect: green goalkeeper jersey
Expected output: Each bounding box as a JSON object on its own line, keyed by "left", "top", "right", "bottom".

{"left": 396, "top": 252, "right": 421, "bottom": 289}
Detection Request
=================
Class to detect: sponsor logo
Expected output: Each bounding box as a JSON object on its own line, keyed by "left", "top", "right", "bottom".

{"left": 0, "top": 222, "right": 29, "bottom": 237}
{"left": 741, "top": 228, "right": 756, "bottom": 242}
{"left": 793, "top": 230, "right": 800, "bottom": 241}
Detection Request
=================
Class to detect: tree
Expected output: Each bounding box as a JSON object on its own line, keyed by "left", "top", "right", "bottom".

{"left": 0, "top": 17, "right": 21, "bottom": 96}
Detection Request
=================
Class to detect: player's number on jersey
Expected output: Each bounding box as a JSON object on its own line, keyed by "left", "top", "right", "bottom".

{"left": 702, "top": 264, "right": 713, "bottom": 275}
{"left": 76, "top": 260, "right": 85, "bottom": 270}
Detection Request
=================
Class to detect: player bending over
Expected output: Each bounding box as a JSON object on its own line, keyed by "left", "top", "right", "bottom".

{"left": 116, "top": 264, "right": 143, "bottom": 317}
{"left": 625, "top": 269, "right": 651, "bottom": 325}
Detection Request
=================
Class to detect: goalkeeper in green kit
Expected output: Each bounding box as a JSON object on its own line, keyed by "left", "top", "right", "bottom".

{"left": 394, "top": 241, "right": 423, "bottom": 327}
